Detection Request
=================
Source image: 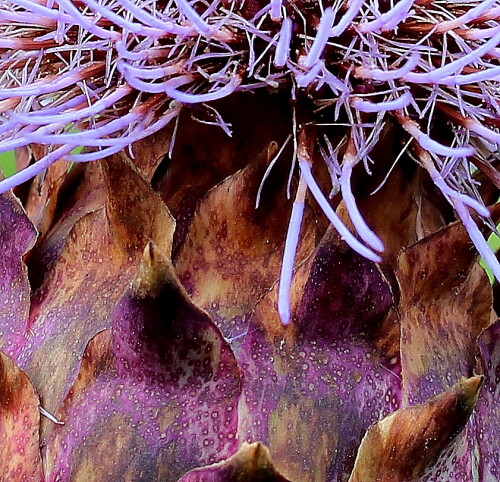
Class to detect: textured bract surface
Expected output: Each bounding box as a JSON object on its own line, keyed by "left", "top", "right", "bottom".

{"left": 1, "top": 0, "right": 500, "bottom": 283}
{"left": 0, "top": 0, "right": 499, "bottom": 476}
{"left": 0, "top": 114, "right": 498, "bottom": 479}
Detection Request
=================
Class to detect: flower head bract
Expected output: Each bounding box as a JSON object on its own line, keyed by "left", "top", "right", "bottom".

{"left": 1, "top": 0, "right": 499, "bottom": 324}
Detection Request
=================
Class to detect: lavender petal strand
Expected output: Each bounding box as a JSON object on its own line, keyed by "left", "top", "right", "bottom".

{"left": 18, "top": 92, "right": 102, "bottom": 117}
{"left": 381, "top": 0, "right": 415, "bottom": 32}
{"left": 424, "top": 157, "right": 491, "bottom": 217}
{"left": 439, "top": 65, "right": 500, "bottom": 85}
{"left": 118, "top": 62, "right": 181, "bottom": 80}
{"left": 66, "top": 108, "right": 180, "bottom": 162}
{"left": 351, "top": 91, "right": 413, "bottom": 113}
{"left": 468, "top": 121, "right": 500, "bottom": 144}
{"left": 118, "top": 0, "right": 192, "bottom": 35}
{"left": 9, "top": 0, "right": 74, "bottom": 24}
{"left": 0, "top": 145, "right": 72, "bottom": 195}
{"left": 296, "top": 61, "right": 323, "bottom": 88}
{"left": 25, "top": 112, "right": 142, "bottom": 145}
{"left": 65, "top": 143, "right": 129, "bottom": 162}
{"left": 274, "top": 17, "right": 292, "bottom": 68}
{"left": 119, "top": 62, "right": 193, "bottom": 94}
{"left": 79, "top": 0, "right": 163, "bottom": 37}
{"left": 57, "top": 0, "right": 121, "bottom": 40}
{"left": 404, "top": 31, "right": 500, "bottom": 83}
{"left": 270, "top": 0, "right": 282, "bottom": 21}
{"left": 418, "top": 134, "right": 475, "bottom": 158}
{"left": 0, "top": 66, "right": 102, "bottom": 99}
{"left": 360, "top": 0, "right": 414, "bottom": 33}
{"left": 11, "top": 85, "right": 132, "bottom": 125}
{"left": 299, "top": 160, "right": 382, "bottom": 263}
{"left": 0, "top": 124, "right": 62, "bottom": 153}
{"left": 331, "top": 0, "right": 364, "bottom": 37}
{"left": 437, "top": 0, "right": 497, "bottom": 32}
{"left": 0, "top": 10, "right": 55, "bottom": 27}
{"left": 465, "top": 25, "right": 500, "bottom": 41}
{"left": 340, "top": 162, "right": 384, "bottom": 252}
{"left": 164, "top": 76, "right": 241, "bottom": 104}
{"left": 3, "top": 94, "right": 88, "bottom": 127}
{"left": 278, "top": 184, "right": 305, "bottom": 326}
{"left": 174, "top": 0, "right": 213, "bottom": 36}
{"left": 453, "top": 201, "right": 500, "bottom": 281}
{"left": 403, "top": 120, "right": 476, "bottom": 158}
{"left": 358, "top": 52, "right": 420, "bottom": 81}
{"left": 302, "top": 7, "right": 335, "bottom": 69}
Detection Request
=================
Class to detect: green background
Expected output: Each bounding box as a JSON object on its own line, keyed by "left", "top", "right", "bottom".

{"left": 0, "top": 150, "right": 16, "bottom": 177}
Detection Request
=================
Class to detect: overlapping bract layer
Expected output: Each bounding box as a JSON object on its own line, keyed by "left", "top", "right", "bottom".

{"left": 0, "top": 101, "right": 498, "bottom": 480}
{"left": 1, "top": 0, "right": 500, "bottom": 298}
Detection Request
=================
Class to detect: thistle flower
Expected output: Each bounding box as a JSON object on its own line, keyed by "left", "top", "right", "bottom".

{"left": 0, "top": 3, "right": 499, "bottom": 477}
{"left": 1, "top": 0, "right": 500, "bottom": 326}
{"left": 0, "top": 0, "right": 500, "bottom": 470}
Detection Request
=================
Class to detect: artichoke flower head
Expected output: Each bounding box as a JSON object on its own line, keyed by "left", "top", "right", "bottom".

{"left": 0, "top": 0, "right": 499, "bottom": 480}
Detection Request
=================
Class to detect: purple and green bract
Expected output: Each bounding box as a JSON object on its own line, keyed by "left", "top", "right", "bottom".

{"left": 0, "top": 142, "right": 498, "bottom": 479}
{"left": 0, "top": 0, "right": 499, "bottom": 480}
{"left": 1, "top": 0, "right": 500, "bottom": 320}
{"left": 44, "top": 243, "right": 242, "bottom": 480}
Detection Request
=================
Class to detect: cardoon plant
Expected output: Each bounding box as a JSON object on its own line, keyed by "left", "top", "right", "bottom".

{"left": 0, "top": 0, "right": 499, "bottom": 480}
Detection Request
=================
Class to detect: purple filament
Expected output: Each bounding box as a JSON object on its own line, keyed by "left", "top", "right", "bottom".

{"left": 295, "top": 62, "right": 323, "bottom": 88}
{"left": 404, "top": 31, "right": 500, "bottom": 83}
{"left": 380, "top": 0, "right": 415, "bottom": 32}
{"left": 360, "top": 0, "right": 414, "bottom": 33}
{"left": 351, "top": 91, "right": 413, "bottom": 113}
{"left": 270, "top": 0, "right": 282, "bottom": 21}
{"left": 0, "top": 124, "right": 63, "bottom": 154}
{"left": 418, "top": 135, "right": 475, "bottom": 158}
{"left": 79, "top": 0, "right": 164, "bottom": 37}
{"left": 117, "top": 0, "right": 191, "bottom": 35}
{"left": 331, "top": 0, "right": 364, "bottom": 37}
{"left": 357, "top": 52, "right": 420, "bottom": 81}
{"left": 439, "top": 65, "right": 500, "bottom": 85}
{"left": 467, "top": 120, "right": 500, "bottom": 144}
{"left": 464, "top": 25, "right": 500, "bottom": 41}
{"left": 56, "top": 0, "right": 121, "bottom": 40}
{"left": 9, "top": 0, "right": 73, "bottom": 23}
{"left": 0, "top": 145, "right": 72, "bottom": 195}
{"left": 278, "top": 180, "right": 305, "bottom": 326}
{"left": 302, "top": 7, "right": 335, "bottom": 69}
{"left": 117, "top": 62, "right": 182, "bottom": 80}
{"left": 118, "top": 62, "right": 194, "bottom": 93}
{"left": 274, "top": 17, "right": 292, "bottom": 68}
{"left": 0, "top": 10, "right": 55, "bottom": 26}
{"left": 24, "top": 112, "right": 143, "bottom": 145}
{"left": 0, "top": 65, "right": 103, "bottom": 99}
{"left": 403, "top": 120, "right": 476, "bottom": 158}
{"left": 454, "top": 200, "right": 500, "bottom": 280}
{"left": 436, "top": 0, "right": 497, "bottom": 33}
{"left": 340, "top": 160, "right": 384, "bottom": 252}
{"left": 299, "top": 160, "right": 382, "bottom": 263}
{"left": 66, "top": 107, "right": 179, "bottom": 161}
{"left": 17, "top": 92, "right": 103, "bottom": 118}
{"left": 424, "top": 156, "right": 490, "bottom": 217}
{"left": 11, "top": 86, "right": 131, "bottom": 126}
{"left": 164, "top": 76, "right": 241, "bottom": 104}
{"left": 174, "top": 0, "right": 213, "bottom": 37}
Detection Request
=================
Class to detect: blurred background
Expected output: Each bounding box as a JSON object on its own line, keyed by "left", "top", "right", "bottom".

{"left": 0, "top": 150, "right": 15, "bottom": 177}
